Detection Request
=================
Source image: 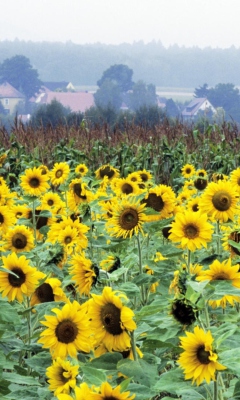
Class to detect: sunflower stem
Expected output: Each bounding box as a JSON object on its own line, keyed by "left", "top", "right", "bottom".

{"left": 204, "top": 301, "right": 210, "bottom": 330}
{"left": 216, "top": 220, "right": 222, "bottom": 256}
{"left": 130, "top": 331, "right": 138, "bottom": 362}
{"left": 32, "top": 198, "right": 37, "bottom": 245}
{"left": 187, "top": 249, "right": 191, "bottom": 273}
{"left": 136, "top": 234, "right": 146, "bottom": 305}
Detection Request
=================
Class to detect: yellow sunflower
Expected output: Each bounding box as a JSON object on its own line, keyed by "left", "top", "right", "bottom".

{"left": 187, "top": 197, "right": 202, "bottom": 213}
{"left": 194, "top": 177, "right": 208, "bottom": 191}
{"left": 2, "top": 225, "right": 34, "bottom": 253}
{"left": 196, "top": 258, "right": 240, "bottom": 308}
{"left": 176, "top": 188, "right": 193, "bottom": 205}
{"left": 57, "top": 382, "right": 93, "bottom": 400}
{"left": 38, "top": 300, "right": 93, "bottom": 358}
{"left": 113, "top": 177, "right": 141, "bottom": 197}
{"left": 46, "top": 357, "right": 79, "bottom": 396}
{"left": 40, "top": 192, "right": 65, "bottom": 214}
{"left": 11, "top": 203, "right": 29, "bottom": 220}
{"left": 0, "top": 252, "right": 44, "bottom": 302}
{"left": 181, "top": 163, "right": 196, "bottom": 178}
{"left": 95, "top": 164, "right": 120, "bottom": 181}
{"left": 86, "top": 381, "right": 135, "bottom": 400}
{"left": 87, "top": 286, "right": 136, "bottom": 352}
{"left": 0, "top": 205, "right": 16, "bottom": 232}
{"left": 50, "top": 162, "right": 70, "bottom": 186}
{"left": 230, "top": 167, "right": 240, "bottom": 194}
{"left": 169, "top": 210, "right": 213, "bottom": 251}
{"left": 31, "top": 277, "right": 67, "bottom": 306}
{"left": 69, "top": 253, "right": 98, "bottom": 296}
{"left": 127, "top": 171, "right": 142, "bottom": 184}
{"left": 105, "top": 197, "right": 147, "bottom": 239}
{"left": 100, "top": 255, "right": 121, "bottom": 273}
{"left": 67, "top": 179, "right": 95, "bottom": 211}
{"left": 196, "top": 169, "right": 208, "bottom": 178}
{"left": 199, "top": 180, "right": 239, "bottom": 222}
{"left": 145, "top": 265, "right": 159, "bottom": 293}
{"left": 75, "top": 163, "right": 88, "bottom": 177}
{"left": 20, "top": 167, "right": 50, "bottom": 196}
{"left": 222, "top": 225, "right": 240, "bottom": 257}
{"left": 143, "top": 184, "right": 176, "bottom": 221}
{"left": 178, "top": 326, "right": 226, "bottom": 386}
{"left": 138, "top": 169, "right": 153, "bottom": 183}
{"left": 38, "top": 164, "right": 49, "bottom": 176}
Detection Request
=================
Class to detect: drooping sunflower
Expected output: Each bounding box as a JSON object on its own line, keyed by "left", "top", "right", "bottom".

{"left": 95, "top": 164, "right": 120, "bottom": 181}
{"left": 196, "top": 258, "right": 240, "bottom": 308}
{"left": 86, "top": 381, "right": 135, "bottom": 400}
{"left": 171, "top": 298, "right": 197, "bottom": 326}
{"left": 2, "top": 225, "right": 35, "bottom": 253}
{"left": 0, "top": 252, "right": 44, "bottom": 302}
{"left": 87, "top": 286, "right": 136, "bottom": 352}
{"left": 31, "top": 277, "right": 67, "bottom": 306}
{"left": 50, "top": 162, "right": 70, "bottom": 186}
{"left": 75, "top": 163, "right": 88, "bottom": 177}
{"left": 178, "top": 326, "right": 226, "bottom": 386}
{"left": 0, "top": 205, "right": 16, "bottom": 232}
{"left": 105, "top": 197, "right": 147, "bottom": 239}
{"left": 69, "top": 253, "right": 98, "bottom": 296}
{"left": 199, "top": 180, "right": 239, "bottom": 222}
{"left": 46, "top": 357, "right": 79, "bottom": 396}
{"left": 181, "top": 163, "right": 196, "bottom": 179}
{"left": 169, "top": 210, "right": 213, "bottom": 251}
{"left": 20, "top": 167, "right": 50, "bottom": 196}
{"left": 142, "top": 184, "right": 176, "bottom": 221}
{"left": 100, "top": 255, "right": 121, "bottom": 273}
{"left": 38, "top": 300, "right": 93, "bottom": 358}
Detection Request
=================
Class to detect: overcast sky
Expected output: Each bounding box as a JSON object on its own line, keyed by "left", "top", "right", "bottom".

{"left": 1, "top": 0, "right": 240, "bottom": 48}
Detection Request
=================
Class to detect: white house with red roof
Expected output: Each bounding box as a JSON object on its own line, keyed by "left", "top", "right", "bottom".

{"left": 0, "top": 81, "right": 25, "bottom": 114}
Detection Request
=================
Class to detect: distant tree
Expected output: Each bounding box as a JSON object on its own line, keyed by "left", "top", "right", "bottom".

{"left": 164, "top": 98, "right": 180, "bottom": 118}
{"left": 135, "top": 105, "right": 165, "bottom": 128}
{"left": 194, "top": 83, "right": 209, "bottom": 98}
{"left": 30, "top": 99, "right": 70, "bottom": 128}
{"left": 208, "top": 83, "right": 240, "bottom": 122}
{"left": 66, "top": 111, "right": 84, "bottom": 126}
{"left": 97, "top": 64, "right": 134, "bottom": 92}
{"left": 128, "top": 81, "right": 157, "bottom": 111}
{"left": 94, "top": 79, "right": 122, "bottom": 111}
{"left": 85, "top": 105, "right": 117, "bottom": 128}
{"left": 0, "top": 55, "right": 42, "bottom": 99}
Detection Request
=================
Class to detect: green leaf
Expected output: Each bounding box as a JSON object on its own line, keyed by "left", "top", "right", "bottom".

{"left": 90, "top": 352, "right": 122, "bottom": 370}
{"left": 2, "top": 372, "right": 40, "bottom": 385}
{"left": 81, "top": 365, "right": 106, "bottom": 385}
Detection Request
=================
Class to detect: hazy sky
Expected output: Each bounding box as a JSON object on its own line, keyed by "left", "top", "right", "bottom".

{"left": 1, "top": 0, "right": 240, "bottom": 48}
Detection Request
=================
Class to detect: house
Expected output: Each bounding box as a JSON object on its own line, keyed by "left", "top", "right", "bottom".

{"left": 0, "top": 82, "right": 25, "bottom": 115}
{"left": 43, "top": 81, "right": 75, "bottom": 92}
{"left": 34, "top": 91, "right": 95, "bottom": 113}
{"left": 181, "top": 98, "right": 216, "bottom": 119}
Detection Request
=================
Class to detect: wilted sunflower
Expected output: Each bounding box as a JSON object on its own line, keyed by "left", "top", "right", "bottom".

{"left": 171, "top": 298, "right": 197, "bottom": 326}
{"left": 95, "top": 164, "right": 120, "bottom": 181}
{"left": 46, "top": 357, "right": 79, "bottom": 396}
{"left": 3, "top": 225, "right": 34, "bottom": 253}
{"left": 69, "top": 253, "right": 98, "bottom": 296}
{"left": 31, "top": 277, "right": 67, "bottom": 306}
{"left": 50, "top": 162, "right": 70, "bottom": 186}
{"left": 142, "top": 184, "right": 176, "bottom": 221}
{"left": 87, "top": 286, "right": 136, "bottom": 352}
{"left": 75, "top": 163, "right": 88, "bottom": 177}
{"left": 0, "top": 252, "right": 44, "bottom": 302}
{"left": 169, "top": 210, "right": 213, "bottom": 251}
{"left": 181, "top": 163, "right": 196, "bottom": 179}
{"left": 0, "top": 205, "right": 16, "bottom": 232}
{"left": 20, "top": 167, "right": 50, "bottom": 196}
{"left": 194, "top": 177, "right": 208, "bottom": 191}
{"left": 178, "top": 326, "right": 226, "bottom": 386}
{"left": 196, "top": 258, "right": 240, "bottom": 308}
{"left": 199, "top": 180, "right": 239, "bottom": 222}
{"left": 86, "top": 381, "right": 135, "bottom": 400}
{"left": 211, "top": 172, "right": 228, "bottom": 182}
{"left": 38, "top": 300, "right": 93, "bottom": 358}
{"left": 106, "top": 197, "right": 147, "bottom": 239}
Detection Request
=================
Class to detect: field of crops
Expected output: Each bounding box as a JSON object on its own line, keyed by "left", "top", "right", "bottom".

{"left": 0, "top": 121, "right": 240, "bottom": 399}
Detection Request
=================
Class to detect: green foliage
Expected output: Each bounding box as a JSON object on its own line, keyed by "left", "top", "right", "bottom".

{"left": 30, "top": 99, "right": 71, "bottom": 128}
{"left": 97, "top": 64, "right": 134, "bottom": 92}
{"left": 128, "top": 81, "right": 157, "bottom": 111}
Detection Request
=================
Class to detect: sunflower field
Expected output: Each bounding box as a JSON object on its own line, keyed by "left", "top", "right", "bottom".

{"left": 1, "top": 121, "right": 240, "bottom": 400}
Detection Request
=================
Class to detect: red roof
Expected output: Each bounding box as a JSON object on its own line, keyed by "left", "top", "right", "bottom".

{"left": 0, "top": 81, "right": 25, "bottom": 99}
{"left": 36, "top": 91, "right": 95, "bottom": 113}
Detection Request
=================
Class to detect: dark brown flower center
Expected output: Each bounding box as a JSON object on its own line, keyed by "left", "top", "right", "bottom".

{"left": 197, "top": 345, "right": 211, "bottom": 364}
{"left": 59, "top": 368, "right": 69, "bottom": 384}
{"left": 8, "top": 267, "right": 26, "bottom": 287}
{"left": 185, "top": 168, "right": 192, "bottom": 174}
{"left": 171, "top": 299, "right": 196, "bottom": 325}
{"left": 119, "top": 208, "right": 139, "bottom": 230}
{"left": 229, "top": 231, "right": 240, "bottom": 255}
{"left": 29, "top": 177, "right": 40, "bottom": 188}
{"left": 121, "top": 183, "right": 133, "bottom": 194}
{"left": 213, "top": 273, "right": 229, "bottom": 280}
{"left": 184, "top": 223, "right": 199, "bottom": 239}
{"left": 162, "top": 226, "right": 171, "bottom": 239}
{"left": 194, "top": 178, "right": 208, "bottom": 191}
{"left": 64, "top": 236, "right": 72, "bottom": 244}
{"left": 73, "top": 183, "right": 87, "bottom": 199}
{"left": 140, "top": 173, "right": 148, "bottom": 182}
{"left": 212, "top": 190, "right": 232, "bottom": 211}
{"left": 12, "top": 233, "right": 27, "bottom": 249}
{"left": 0, "top": 213, "right": 4, "bottom": 224}
{"left": 100, "top": 303, "right": 123, "bottom": 335}
{"left": 47, "top": 199, "right": 54, "bottom": 206}
{"left": 192, "top": 203, "right": 199, "bottom": 212}
{"left": 144, "top": 193, "right": 164, "bottom": 212}
{"left": 99, "top": 166, "right": 115, "bottom": 179}
{"left": 35, "top": 283, "right": 54, "bottom": 302}
{"left": 55, "top": 319, "right": 78, "bottom": 343}
{"left": 56, "top": 169, "right": 63, "bottom": 178}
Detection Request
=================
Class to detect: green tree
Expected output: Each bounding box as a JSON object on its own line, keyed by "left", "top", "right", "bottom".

{"left": 94, "top": 79, "right": 122, "bottom": 111}
{"left": 97, "top": 64, "right": 133, "bottom": 92}
{"left": 0, "top": 55, "right": 42, "bottom": 99}
{"left": 135, "top": 105, "right": 165, "bottom": 127}
{"left": 208, "top": 83, "right": 240, "bottom": 122}
{"left": 194, "top": 83, "right": 209, "bottom": 98}
{"left": 164, "top": 98, "right": 180, "bottom": 118}
{"left": 128, "top": 81, "right": 157, "bottom": 111}
{"left": 30, "top": 99, "right": 70, "bottom": 128}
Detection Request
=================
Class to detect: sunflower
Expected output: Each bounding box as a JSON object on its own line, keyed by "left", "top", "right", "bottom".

{"left": 169, "top": 210, "right": 213, "bottom": 251}
{"left": 46, "top": 357, "right": 79, "bottom": 396}
{"left": 187, "top": 197, "right": 201, "bottom": 213}
{"left": 105, "top": 197, "right": 147, "bottom": 239}
{"left": 20, "top": 167, "right": 50, "bottom": 196}
{"left": 69, "top": 253, "right": 98, "bottom": 296}
{"left": 87, "top": 286, "right": 136, "bottom": 352}
{"left": 86, "top": 381, "right": 135, "bottom": 400}
{"left": 171, "top": 298, "right": 197, "bottom": 326}
{"left": 38, "top": 164, "right": 49, "bottom": 176}
{"left": 199, "top": 180, "right": 239, "bottom": 222}
{"left": 142, "top": 184, "right": 176, "bottom": 221}
{"left": 138, "top": 169, "right": 153, "bottom": 183}
{"left": 0, "top": 252, "right": 44, "bottom": 302}
{"left": 194, "top": 177, "right": 208, "bottom": 191}
{"left": 40, "top": 192, "right": 65, "bottom": 214}
{"left": 0, "top": 205, "right": 16, "bottom": 232}
{"left": 31, "top": 277, "right": 67, "bottom": 306}
{"left": 196, "top": 258, "right": 240, "bottom": 308}
{"left": 181, "top": 163, "right": 196, "bottom": 179}
{"left": 230, "top": 167, "right": 240, "bottom": 193}
{"left": 95, "top": 164, "right": 120, "bottom": 181}
{"left": 178, "top": 326, "right": 226, "bottom": 386}
{"left": 196, "top": 169, "right": 207, "bottom": 178}
{"left": 50, "top": 162, "right": 70, "bottom": 186}
{"left": 38, "top": 300, "right": 93, "bottom": 358}
{"left": 2, "top": 225, "right": 34, "bottom": 253}
{"left": 211, "top": 172, "right": 228, "bottom": 182}
{"left": 67, "top": 179, "right": 95, "bottom": 211}
{"left": 113, "top": 177, "right": 141, "bottom": 197}
{"left": 57, "top": 382, "right": 94, "bottom": 400}
{"left": 100, "top": 255, "right": 121, "bottom": 273}
{"left": 145, "top": 266, "right": 159, "bottom": 293}
{"left": 11, "top": 203, "right": 29, "bottom": 220}
{"left": 176, "top": 188, "right": 193, "bottom": 205}
{"left": 127, "top": 171, "right": 142, "bottom": 184}
{"left": 75, "top": 163, "right": 88, "bottom": 177}
{"left": 222, "top": 225, "right": 240, "bottom": 257}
